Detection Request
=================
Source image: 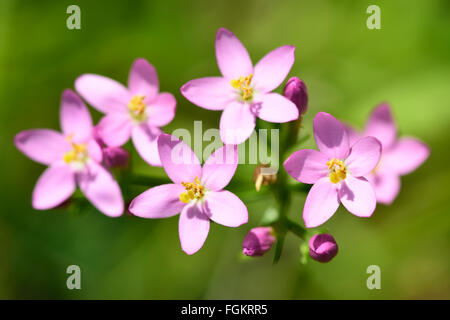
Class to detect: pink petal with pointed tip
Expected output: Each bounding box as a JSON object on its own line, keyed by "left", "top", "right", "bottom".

{"left": 158, "top": 133, "right": 202, "bottom": 184}
{"left": 14, "top": 129, "right": 69, "bottom": 165}
{"left": 147, "top": 92, "right": 176, "bottom": 127}
{"left": 75, "top": 74, "right": 130, "bottom": 113}
{"left": 303, "top": 177, "right": 340, "bottom": 228}
{"left": 77, "top": 162, "right": 124, "bottom": 217}
{"left": 220, "top": 101, "right": 256, "bottom": 145}
{"left": 60, "top": 89, "right": 93, "bottom": 142}
{"left": 253, "top": 45, "right": 295, "bottom": 93}
{"left": 313, "top": 112, "right": 349, "bottom": 159}
{"left": 365, "top": 103, "right": 397, "bottom": 149}
{"left": 131, "top": 124, "right": 162, "bottom": 166}
{"left": 128, "top": 58, "right": 159, "bottom": 100}
{"left": 382, "top": 137, "right": 429, "bottom": 175}
{"left": 339, "top": 175, "right": 376, "bottom": 217}
{"left": 96, "top": 113, "right": 132, "bottom": 147}
{"left": 215, "top": 28, "right": 253, "bottom": 79}
{"left": 180, "top": 77, "right": 233, "bottom": 110}
{"left": 179, "top": 203, "right": 210, "bottom": 255}
{"left": 201, "top": 145, "right": 238, "bottom": 191}
{"left": 253, "top": 93, "right": 298, "bottom": 123}
{"left": 284, "top": 149, "right": 329, "bottom": 184}
{"left": 32, "top": 164, "right": 75, "bottom": 210}
{"left": 203, "top": 190, "right": 248, "bottom": 227}
{"left": 346, "top": 136, "right": 381, "bottom": 177}
{"left": 129, "top": 184, "right": 186, "bottom": 218}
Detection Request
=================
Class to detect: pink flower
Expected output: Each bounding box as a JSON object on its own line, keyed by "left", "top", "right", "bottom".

{"left": 309, "top": 233, "right": 338, "bottom": 263}
{"left": 242, "top": 226, "right": 276, "bottom": 257}
{"left": 345, "top": 103, "right": 430, "bottom": 204}
{"left": 14, "top": 90, "right": 124, "bottom": 217}
{"left": 181, "top": 28, "right": 299, "bottom": 144}
{"left": 75, "top": 58, "right": 176, "bottom": 166}
{"left": 284, "top": 112, "right": 382, "bottom": 228}
{"left": 129, "top": 134, "right": 248, "bottom": 255}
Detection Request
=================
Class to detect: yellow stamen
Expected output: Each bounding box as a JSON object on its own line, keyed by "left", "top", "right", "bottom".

{"left": 179, "top": 176, "right": 205, "bottom": 203}
{"left": 128, "top": 95, "right": 147, "bottom": 122}
{"left": 230, "top": 74, "right": 254, "bottom": 101}
{"left": 63, "top": 142, "right": 88, "bottom": 164}
{"left": 326, "top": 158, "right": 347, "bottom": 184}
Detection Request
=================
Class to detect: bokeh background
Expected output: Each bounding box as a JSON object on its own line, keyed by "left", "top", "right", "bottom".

{"left": 0, "top": 0, "right": 449, "bottom": 299}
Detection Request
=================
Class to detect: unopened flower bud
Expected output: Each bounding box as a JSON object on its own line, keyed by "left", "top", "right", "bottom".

{"left": 308, "top": 233, "right": 338, "bottom": 263}
{"left": 242, "top": 226, "right": 276, "bottom": 257}
{"left": 103, "top": 147, "right": 129, "bottom": 168}
{"left": 283, "top": 77, "right": 308, "bottom": 116}
{"left": 253, "top": 164, "right": 277, "bottom": 191}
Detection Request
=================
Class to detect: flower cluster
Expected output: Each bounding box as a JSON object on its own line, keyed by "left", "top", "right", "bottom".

{"left": 15, "top": 28, "right": 429, "bottom": 261}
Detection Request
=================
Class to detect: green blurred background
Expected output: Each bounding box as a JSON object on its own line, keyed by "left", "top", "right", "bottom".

{"left": 0, "top": 0, "right": 449, "bottom": 299}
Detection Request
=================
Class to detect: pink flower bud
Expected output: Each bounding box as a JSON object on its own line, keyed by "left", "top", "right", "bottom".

{"left": 242, "top": 227, "right": 276, "bottom": 257}
{"left": 309, "top": 233, "right": 338, "bottom": 263}
{"left": 283, "top": 77, "right": 308, "bottom": 116}
{"left": 103, "top": 147, "right": 129, "bottom": 168}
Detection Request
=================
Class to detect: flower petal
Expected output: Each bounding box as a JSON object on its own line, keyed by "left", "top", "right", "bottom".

{"left": 60, "top": 89, "right": 93, "bottom": 142}
{"left": 303, "top": 177, "right": 340, "bottom": 228}
{"left": 339, "top": 175, "right": 376, "bottom": 217}
{"left": 313, "top": 112, "right": 349, "bottom": 159}
{"left": 201, "top": 145, "right": 238, "bottom": 191}
{"left": 131, "top": 124, "right": 162, "bottom": 166}
{"left": 253, "top": 45, "right": 295, "bottom": 93}
{"left": 180, "top": 77, "right": 233, "bottom": 110}
{"left": 365, "top": 103, "right": 397, "bottom": 149}
{"left": 77, "top": 162, "right": 124, "bottom": 217}
{"left": 368, "top": 172, "right": 401, "bottom": 205}
{"left": 215, "top": 28, "right": 253, "bottom": 79}
{"left": 220, "top": 101, "right": 256, "bottom": 145}
{"left": 381, "top": 138, "right": 430, "bottom": 175}
{"left": 128, "top": 58, "right": 159, "bottom": 100}
{"left": 129, "top": 184, "right": 186, "bottom": 218}
{"left": 32, "top": 164, "right": 75, "bottom": 210}
{"left": 147, "top": 92, "right": 176, "bottom": 127}
{"left": 75, "top": 74, "right": 130, "bottom": 113}
{"left": 158, "top": 133, "right": 202, "bottom": 184}
{"left": 96, "top": 113, "right": 133, "bottom": 147}
{"left": 87, "top": 139, "right": 103, "bottom": 163}
{"left": 252, "top": 93, "right": 298, "bottom": 123}
{"left": 284, "top": 149, "right": 329, "bottom": 184}
{"left": 203, "top": 190, "right": 248, "bottom": 227}
{"left": 346, "top": 136, "right": 381, "bottom": 177}
{"left": 14, "top": 129, "right": 69, "bottom": 165}
{"left": 179, "top": 203, "right": 210, "bottom": 255}
{"left": 343, "top": 123, "right": 361, "bottom": 147}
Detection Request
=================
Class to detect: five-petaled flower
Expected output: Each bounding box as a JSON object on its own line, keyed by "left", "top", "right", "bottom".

{"left": 345, "top": 103, "right": 429, "bottom": 204}
{"left": 75, "top": 58, "right": 176, "bottom": 166}
{"left": 284, "top": 112, "right": 382, "bottom": 228}
{"left": 14, "top": 90, "right": 124, "bottom": 217}
{"left": 129, "top": 134, "right": 248, "bottom": 255}
{"left": 181, "top": 28, "right": 299, "bottom": 145}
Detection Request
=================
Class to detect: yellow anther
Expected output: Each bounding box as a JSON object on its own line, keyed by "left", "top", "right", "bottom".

{"left": 180, "top": 176, "right": 205, "bottom": 202}
{"left": 230, "top": 74, "right": 254, "bottom": 101}
{"left": 326, "top": 158, "right": 347, "bottom": 184}
{"left": 63, "top": 143, "right": 88, "bottom": 164}
{"left": 128, "top": 95, "right": 146, "bottom": 114}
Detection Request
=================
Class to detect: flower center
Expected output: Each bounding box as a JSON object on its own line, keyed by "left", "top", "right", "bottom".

{"left": 128, "top": 95, "right": 147, "bottom": 123}
{"left": 326, "top": 158, "right": 347, "bottom": 184}
{"left": 179, "top": 176, "right": 205, "bottom": 203}
{"left": 230, "top": 74, "right": 254, "bottom": 101}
